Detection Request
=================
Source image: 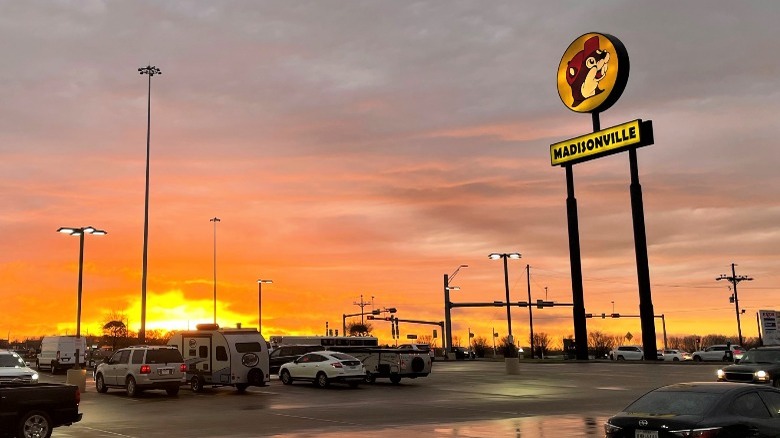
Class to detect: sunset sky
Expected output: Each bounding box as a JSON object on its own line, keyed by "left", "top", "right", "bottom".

{"left": 1, "top": 1, "right": 778, "bottom": 348}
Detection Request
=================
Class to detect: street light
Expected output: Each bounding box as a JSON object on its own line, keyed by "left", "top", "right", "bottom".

{"left": 257, "top": 279, "right": 273, "bottom": 334}
{"left": 57, "top": 226, "right": 107, "bottom": 369}
{"left": 444, "top": 264, "right": 468, "bottom": 353}
{"left": 210, "top": 217, "right": 221, "bottom": 324}
{"left": 489, "top": 253, "right": 521, "bottom": 347}
{"left": 716, "top": 263, "right": 753, "bottom": 345}
{"left": 138, "top": 64, "right": 161, "bottom": 344}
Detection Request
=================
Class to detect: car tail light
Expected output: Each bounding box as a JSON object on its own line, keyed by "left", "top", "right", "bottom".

{"left": 75, "top": 387, "right": 81, "bottom": 406}
{"left": 56, "top": 351, "right": 61, "bottom": 361}
{"left": 180, "top": 364, "right": 187, "bottom": 372}
{"left": 330, "top": 362, "right": 343, "bottom": 368}
{"left": 670, "top": 427, "right": 721, "bottom": 437}
{"left": 140, "top": 365, "right": 151, "bottom": 374}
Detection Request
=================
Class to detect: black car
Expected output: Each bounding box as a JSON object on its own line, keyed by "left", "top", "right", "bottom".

{"left": 269, "top": 345, "right": 322, "bottom": 374}
{"left": 452, "top": 347, "right": 475, "bottom": 360}
{"left": 605, "top": 382, "right": 780, "bottom": 437}
{"left": 718, "top": 347, "right": 780, "bottom": 386}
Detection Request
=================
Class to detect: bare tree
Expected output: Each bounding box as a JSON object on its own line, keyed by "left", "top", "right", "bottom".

{"left": 471, "top": 336, "right": 490, "bottom": 358}
{"left": 532, "top": 332, "right": 551, "bottom": 358}
{"left": 588, "top": 331, "right": 616, "bottom": 359}
{"left": 346, "top": 322, "right": 373, "bottom": 337}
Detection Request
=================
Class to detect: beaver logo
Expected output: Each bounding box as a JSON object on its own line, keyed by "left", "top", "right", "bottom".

{"left": 566, "top": 36, "right": 610, "bottom": 108}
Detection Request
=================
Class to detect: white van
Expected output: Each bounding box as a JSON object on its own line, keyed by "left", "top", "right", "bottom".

{"left": 37, "top": 336, "right": 87, "bottom": 373}
{"left": 168, "top": 324, "right": 270, "bottom": 392}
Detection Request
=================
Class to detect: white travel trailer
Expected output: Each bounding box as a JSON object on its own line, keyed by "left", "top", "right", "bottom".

{"left": 168, "top": 324, "right": 270, "bottom": 392}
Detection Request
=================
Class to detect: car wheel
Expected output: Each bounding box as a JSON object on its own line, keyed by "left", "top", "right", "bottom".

{"left": 126, "top": 376, "right": 139, "bottom": 397}
{"left": 280, "top": 370, "right": 293, "bottom": 385}
{"left": 95, "top": 373, "right": 108, "bottom": 393}
{"left": 617, "top": 355, "right": 625, "bottom": 361}
{"left": 640, "top": 355, "right": 644, "bottom": 360}
{"left": 166, "top": 386, "right": 180, "bottom": 396}
{"left": 364, "top": 372, "right": 375, "bottom": 384}
{"left": 673, "top": 357, "right": 680, "bottom": 362}
{"left": 693, "top": 355, "right": 702, "bottom": 362}
{"left": 390, "top": 374, "right": 402, "bottom": 384}
{"left": 235, "top": 384, "right": 248, "bottom": 393}
{"left": 18, "top": 410, "right": 52, "bottom": 438}
{"left": 191, "top": 376, "right": 204, "bottom": 393}
{"left": 248, "top": 368, "right": 265, "bottom": 386}
{"left": 315, "top": 372, "right": 329, "bottom": 388}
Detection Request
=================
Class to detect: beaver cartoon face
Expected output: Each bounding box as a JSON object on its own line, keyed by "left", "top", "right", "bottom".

{"left": 566, "top": 36, "right": 610, "bottom": 108}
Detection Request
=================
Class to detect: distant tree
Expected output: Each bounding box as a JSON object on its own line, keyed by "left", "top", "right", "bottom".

{"left": 347, "top": 322, "right": 373, "bottom": 337}
{"left": 588, "top": 331, "right": 616, "bottom": 359}
{"left": 102, "top": 320, "right": 127, "bottom": 350}
{"left": 472, "top": 336, "right": 490, "bottom": 358}
{"left": 453, "top": 335, "right": 461, "bottom": 347}
{"left": 532, "top": 332, "right": 551, "bottom": 358}
{"left": 497, "top": 336, "right": 518, "bottom": 358}
{"left": 145, "top": 329, "right": 173, "bottom": 345}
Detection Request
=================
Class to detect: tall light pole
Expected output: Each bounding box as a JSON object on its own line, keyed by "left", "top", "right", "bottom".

{"left": 257, "top": 279, "right": 273, "bottom": 334}
{"left": 489, "top": 253, "right": 521, "bottom": 348}
{"left": 210, "top": 217, "right": 221, "bottom": 324}
{"left": 138, "top": 64, "right": 160, "bottom": 344}
{"left": 444, "top": 264, "right": 468, "bottom": 353}
{"left": 717, "top": 263, "right": 753, "bottom": 346}
{"left": 58, "top": 226, "right": 107, "bottom": 369}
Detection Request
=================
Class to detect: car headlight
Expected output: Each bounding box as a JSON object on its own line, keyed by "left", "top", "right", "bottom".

{"left": 32, "top": 373, "right": 39, "bottom": 382}
{"left": 755, "top": 370, "right": 769, "bottom": 381}
{"left": 604, "top": 422, "right": 622, "bottom": 434}
{"left": 716, "top": 369, "right": 725, "bottom": 379}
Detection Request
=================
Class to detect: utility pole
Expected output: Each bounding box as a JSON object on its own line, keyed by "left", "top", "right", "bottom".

{"left": 527, "top": 265, "right": 535, "bottom": 359}
{"left": 716, "top": 263, "right": 753, "bottom": 346}
{"left": 353, "top": 295, "right": 373, "bottom": 326}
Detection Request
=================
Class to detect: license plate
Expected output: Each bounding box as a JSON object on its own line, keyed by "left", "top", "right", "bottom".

{"left": 158, "top": 368, "right": 173, "bottom": 375}
{"left": 635, "top": 431, "right": 658, "bottom": 438}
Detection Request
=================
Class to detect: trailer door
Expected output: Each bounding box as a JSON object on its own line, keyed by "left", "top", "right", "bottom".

{"left": 184, "top": 336, "right": 212, "bottom": 376}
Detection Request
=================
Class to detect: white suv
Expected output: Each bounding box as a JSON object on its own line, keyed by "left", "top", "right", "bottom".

{"left": 692, "top": 344, "right": 744, "bottom": 362}
{"left": 95, "top": 345, "right": 186, "bottom": 397}
{"left": 609, "top": 345, "right": 644, "bottom": 361}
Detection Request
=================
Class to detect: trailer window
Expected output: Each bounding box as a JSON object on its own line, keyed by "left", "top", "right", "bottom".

{"left": 216, "top": 346, "right": 228, "bottom": 361}
{"left": 199, "top": 346, "right": 208, "bottom": 358}
{"left": 235, "top": 342, "right": 262, "bottom": 353}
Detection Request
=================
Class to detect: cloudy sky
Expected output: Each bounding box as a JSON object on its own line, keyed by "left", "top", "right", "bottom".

{"left": 1, "top": 1, "right": 778, "bottom": 347}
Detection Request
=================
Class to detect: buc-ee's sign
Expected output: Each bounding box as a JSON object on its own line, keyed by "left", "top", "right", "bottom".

{"left": 551, "top": 33, "right": 653, "bottom": 166}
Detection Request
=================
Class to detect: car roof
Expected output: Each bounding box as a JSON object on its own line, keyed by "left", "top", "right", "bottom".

{"left": 654, "top": 382, "right": 779, "bottom": 395}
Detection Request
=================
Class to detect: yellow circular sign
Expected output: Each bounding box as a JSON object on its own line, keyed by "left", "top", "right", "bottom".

{"left": 557, "top": 33, "right": 629, "bottom": 114}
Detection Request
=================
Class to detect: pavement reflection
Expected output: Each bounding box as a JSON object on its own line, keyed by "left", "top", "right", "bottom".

{"left": 270, "top": 415, "right": 609, "bottom": 437}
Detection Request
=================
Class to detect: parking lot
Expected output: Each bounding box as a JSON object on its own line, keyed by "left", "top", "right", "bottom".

{"left": 39, "top": 359, "right": 723, "bottom": 437}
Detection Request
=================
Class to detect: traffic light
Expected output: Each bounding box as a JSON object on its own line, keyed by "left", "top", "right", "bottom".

{"left": 611, "top": 313, "right": 620, "bottom": 318}
{"left": 394, "top": 317, "right": 399, "bottom": 339}
{"left": 536, "top": 299, "right": 554, "bottom": 308}
{"left": 386, "top": 307, "right": 397, "bottom": 314}
{"left": 391, "top": 318, "right": 396, "bottom": 339}
{"left": 433, "top": 329, "right": 437, "bottom": 339}
{"left": 601, "top": 313, "right": 606, "bottom": 319}
{"left": 371, "top": 309, "right": 381, "bottom": 315}
{"left": 366, "top": 315, "right": 375, "bottom": 320}
{"left": 585, "top": 313, "right": 593, "bottom": 318}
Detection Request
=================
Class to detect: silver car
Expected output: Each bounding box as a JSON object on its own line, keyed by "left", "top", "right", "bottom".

{"left": 95, "top": 345, "right": 186, "bottom": 397}
{"left": 0, "top": 350, "right": 39, "bottom": 384}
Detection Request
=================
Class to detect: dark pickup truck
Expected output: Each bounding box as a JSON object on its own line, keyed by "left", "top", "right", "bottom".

{"left": 0, "top": 383, "right": 82, "bottom": 438}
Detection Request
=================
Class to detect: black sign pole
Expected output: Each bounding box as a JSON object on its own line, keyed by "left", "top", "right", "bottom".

{"left": 629, "top": 147, "right": 658, "bottom": 359}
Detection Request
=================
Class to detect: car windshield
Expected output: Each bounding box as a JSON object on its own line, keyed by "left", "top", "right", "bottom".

{"left": 0, "top": 355, "right": 25, "bottom": 367}
{"left": 625, "top": 390, "right": 719, "bottom": 416}
{"left": 739, "top": 350, "right": 780, "bottom": 364}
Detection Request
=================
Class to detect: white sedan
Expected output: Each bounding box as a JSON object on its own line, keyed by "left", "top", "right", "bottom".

{"left": 279, "top": 351, "right": 365, "bottom": 388}
{"left": 659, "top": 349, "right": 691, "bottom": 361}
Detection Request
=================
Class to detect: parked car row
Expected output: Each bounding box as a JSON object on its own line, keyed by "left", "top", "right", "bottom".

{"left": 609, "top": 344, "right": 744, "bottom": 362}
